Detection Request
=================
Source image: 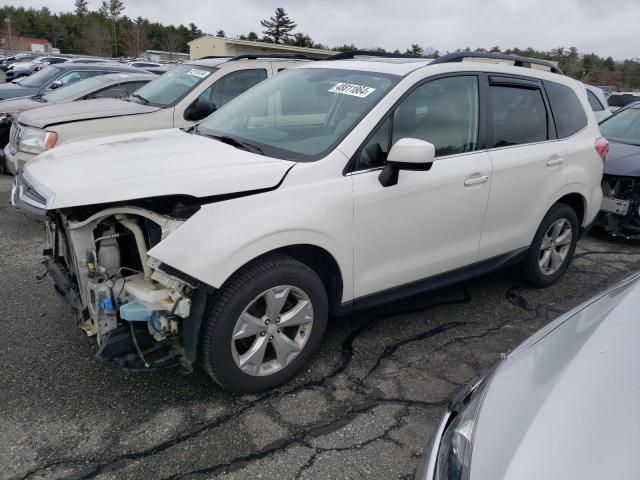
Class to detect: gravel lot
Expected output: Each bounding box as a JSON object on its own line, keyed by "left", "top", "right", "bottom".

{"left": 2, "top": 172, "right": 639, "bottom": 480}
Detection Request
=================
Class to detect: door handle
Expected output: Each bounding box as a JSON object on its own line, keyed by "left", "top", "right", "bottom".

{"left": 546, "top": 157, "right": 565, "bottom": 167}
{"left": 464, "top": 175, "right": 489, "bottom": 186}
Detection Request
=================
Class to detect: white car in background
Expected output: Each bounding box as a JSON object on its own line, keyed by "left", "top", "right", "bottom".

{"left": 12, "top": 52, "right": 605, "bottom": 393}
{"left": 585, "top": 84, "right": 611, "bottom": 122}
{"left": 0, "top": 73, "right": 155, "bottom": 174}
{"left": 4, "top": 55, "right": 311, "bottom": 174}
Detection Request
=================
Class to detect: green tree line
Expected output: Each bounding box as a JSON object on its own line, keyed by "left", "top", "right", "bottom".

{"left": 1, "top": 3, "right": 639, "bottom": 88}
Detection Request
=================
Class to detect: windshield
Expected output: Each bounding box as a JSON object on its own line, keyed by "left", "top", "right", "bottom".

{"left": 43, "top": 75, "right": 107, "bottom": 102}
{"left": 600, "top": 108, "right": 640, "bottom": 146}
{"left": 197, "top": 68, "right": 397, "bottom": 160}
{"left": 131, "top": 65, "right": 216, "bottom": 107}
{"left": 18, "top": 66, "right": 61, "bottom": 88}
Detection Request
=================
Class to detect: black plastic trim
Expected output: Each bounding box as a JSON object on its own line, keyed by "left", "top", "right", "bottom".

{"left": 430, "top": 52, "right": 564, "bottom": 75}
{"left": 327, "top": 50, "right": 433, "bottom": 61}
{"left": 336, "top": 247, "right": 528, "bottom": 315}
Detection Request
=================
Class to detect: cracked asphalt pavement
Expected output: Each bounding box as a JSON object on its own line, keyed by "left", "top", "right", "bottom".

{"left": 2, "top": 172, "right": 640, "bottom": 480}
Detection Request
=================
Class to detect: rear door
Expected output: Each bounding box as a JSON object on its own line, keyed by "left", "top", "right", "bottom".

{"left": 478, "top": 75, "right": 567, "bottom": 261}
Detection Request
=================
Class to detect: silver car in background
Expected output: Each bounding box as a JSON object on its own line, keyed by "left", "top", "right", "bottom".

{"left": 417, "top": 272, "right": 640, "bottom": 480}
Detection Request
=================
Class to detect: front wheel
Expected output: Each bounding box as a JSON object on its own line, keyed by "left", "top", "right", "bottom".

{"left": 520, "top": 203, "right": 579, "bottom": 287}
{"left": 200, "top": 254, "right": 328, "bottom": 393}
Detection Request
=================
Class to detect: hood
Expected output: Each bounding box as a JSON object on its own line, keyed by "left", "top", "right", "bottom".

{"left": 0, "top": 96, "right": 42, "bottom": 116}
{"left": 603, "top": 141, "right": 640, "bottom": 177}
{"left": 18, "top": 98, "right": 160, "bottom": 128}
{"left": 24, "top": 128, "right": 294, "bottom": 209}
{"left": 470, "top": 274, "right": 640, "bottom": 480}
{"left": 0, "top": 83, "right": 37, "bottom": 100}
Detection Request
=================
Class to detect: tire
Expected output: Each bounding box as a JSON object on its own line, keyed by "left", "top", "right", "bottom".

{"left": 200, "top": 253, "right": 328, "bottom": 393}
{"left": 521, "top": 203, "right": 579, "bottom": 287}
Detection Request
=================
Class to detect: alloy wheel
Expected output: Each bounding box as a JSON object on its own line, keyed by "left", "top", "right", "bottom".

{"left": 231, "top": 285, "right": 314, "bottom": 376}
{"left": 538, "top": 218, "right": 573, "bottom": 276}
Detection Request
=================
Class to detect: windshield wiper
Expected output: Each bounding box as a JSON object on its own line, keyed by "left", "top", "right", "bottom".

{"left": 130, "top": 93, "right": 150, "bottom": 105}
{"left": 31, "top": 93, "right": 48, "bottom": 103}
{"left": 203, "top": 133, "right": 264, "bottom": 155}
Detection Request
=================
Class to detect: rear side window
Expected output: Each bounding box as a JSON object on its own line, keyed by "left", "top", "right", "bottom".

{"left": 489, "top": 86, "right": 548, "bottom": 147}
{"left": 587, "top": 90, "right": 604, "bottom": 111}
{"left": 544, "top": 81, "right": 588, "bottom": 138}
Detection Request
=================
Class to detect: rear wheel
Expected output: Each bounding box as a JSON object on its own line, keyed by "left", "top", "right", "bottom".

{"left": 201, "top": 254, "right": 328, "bottom": 393}
{"left": 521, "top": 203, "right": 579, "bottom": 287}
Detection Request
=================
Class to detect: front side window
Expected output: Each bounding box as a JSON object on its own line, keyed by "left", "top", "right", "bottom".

{"left": 600, "top": 108, "right": 640, "bottom": 146}
{"left": 92, "top": 82, "right": 141, "bottom": 99}
{"left": 356, "top": 76, "right": 479, "bottom": 170}
{"left": 43, "top": 75, "right": 108, "bottom": 102}
{"left": 18, "top": 66, "right": 61, "bottom": 88}
{"left": 54, "top": 70, "right": 104, "bottom": 89}
{"left": 196, "top": 69, "right": 267, "bottom": 110}
{"left": 490, "top": 86, "right": 548, "bottom": 147}
{"left": 197, "top": 68, "right": 397, "bottom": 160}
{"left": 132, "top": 65, "right": 217, "bottom": 108}
{"left": 544, "top": 80, "right": 588, "bottom": 138}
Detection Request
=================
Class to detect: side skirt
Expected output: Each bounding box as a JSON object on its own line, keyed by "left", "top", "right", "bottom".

{"left": 336, "top": 247, "right": 529, "bottom": 315}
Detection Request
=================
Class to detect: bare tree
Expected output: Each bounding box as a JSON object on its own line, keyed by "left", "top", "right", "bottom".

{"left": 124, "top": 20, "right": 150, "bottom": 58}
{"left": 162, "top": 31, "right": 183, "bottom": 59}
{"left": 83, "top": 16, "right": 112, "bottom": 56}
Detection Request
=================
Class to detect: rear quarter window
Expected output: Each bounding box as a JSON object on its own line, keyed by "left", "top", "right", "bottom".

{"left": 544, "top": 80, "right": 588, "bottom": 138}
{"left": 587, "top": 90, "right": 605, "bottom": 111}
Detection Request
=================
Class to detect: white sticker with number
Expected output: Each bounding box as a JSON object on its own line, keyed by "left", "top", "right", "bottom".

{"left": 186, "top": 69, "right": 211, "bottom": 78}
{"left": 329, "top": 83, "right": 376, "bottom": 98}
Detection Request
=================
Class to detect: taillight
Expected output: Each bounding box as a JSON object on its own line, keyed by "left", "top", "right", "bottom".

{"left": 595, "top": 137, "right": 609, "bottom": 162}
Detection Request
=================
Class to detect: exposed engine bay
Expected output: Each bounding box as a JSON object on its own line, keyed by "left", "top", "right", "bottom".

{"left": 596, "top": 175, "right": 640, "bottom": 239}
{"left": 45, "top": 203, "right": 209, "bottom": 372}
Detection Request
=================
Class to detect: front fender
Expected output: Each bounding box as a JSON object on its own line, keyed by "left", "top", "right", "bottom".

{"left": 148, "top": 176, "right": 354, "bottom": 302}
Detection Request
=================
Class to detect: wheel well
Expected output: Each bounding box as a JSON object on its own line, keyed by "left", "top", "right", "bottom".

{"left": 556, "top": 193, "right": 585, "bottom": 225}
{"left": 270, "top": 244, "right": 344, "bottom": 315}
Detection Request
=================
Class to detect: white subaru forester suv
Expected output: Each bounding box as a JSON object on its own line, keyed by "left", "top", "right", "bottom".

{"left": 12, "top": 52, "right": 606, "bottom": 393}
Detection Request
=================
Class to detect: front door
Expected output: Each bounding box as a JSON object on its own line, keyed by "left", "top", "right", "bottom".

{"left": 352, "top": 75, "right": 492, "bottom": 299}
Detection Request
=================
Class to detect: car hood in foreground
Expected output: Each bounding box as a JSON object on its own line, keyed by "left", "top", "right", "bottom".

{"left": 17, "top": 97, "right": 160, "bottom": 128}
{"left": 470, "top": 273, "right": 640, "bottom": 480}
{"left": 603, "top": 141, "right": 640, "bottom": 177}
{"left": 24, "top": 128, "right": 294, "bottom": 209}
{"left": 0, "top": 96, "right": 43, "bottom": 116}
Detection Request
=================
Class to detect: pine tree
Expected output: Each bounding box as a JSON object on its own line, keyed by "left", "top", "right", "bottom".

{"left": 215, "top": 30, "right": 225, "bottom": 38}
{"left": 405, "top": 44, "right": 424, "bottom": 56}
{"left": 260, "top": 8, "right": 296, "bottom": 44}
{"left": 74, "top": 0, "right": 89, "bottom": 17}
{"left": 99, "top": 0, "right": 125, "bottom": 56}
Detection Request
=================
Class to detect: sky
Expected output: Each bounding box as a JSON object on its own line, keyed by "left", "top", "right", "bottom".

{"left": 9, "top": 0, "right": 640, "bottom": 60}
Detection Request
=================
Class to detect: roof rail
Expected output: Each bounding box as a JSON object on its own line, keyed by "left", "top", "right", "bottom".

{"left": 326, "top": 50, "right": 432, "bottom": 61}
{"left": 226, "top": 53, "right": 322, "bottom": 61}
{"left": 429, "top": 52, "right": 564, "bottom": 75}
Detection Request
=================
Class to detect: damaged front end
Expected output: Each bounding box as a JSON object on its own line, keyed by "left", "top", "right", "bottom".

{"left": 45, "top": 203, "right": 211, "bottom": 372}
{"left": 596, "top": 175, "right": 640, "bottom": 239}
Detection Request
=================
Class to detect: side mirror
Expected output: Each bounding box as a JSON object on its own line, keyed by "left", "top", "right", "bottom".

{"left": 378, "top": 138, "right": 435, "bottom": 187}
{"left": 48, "top": 80, "right": 63, "bottom": 90}
{"left": 185, "top": 98, "right": 217, "bottom": 121}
